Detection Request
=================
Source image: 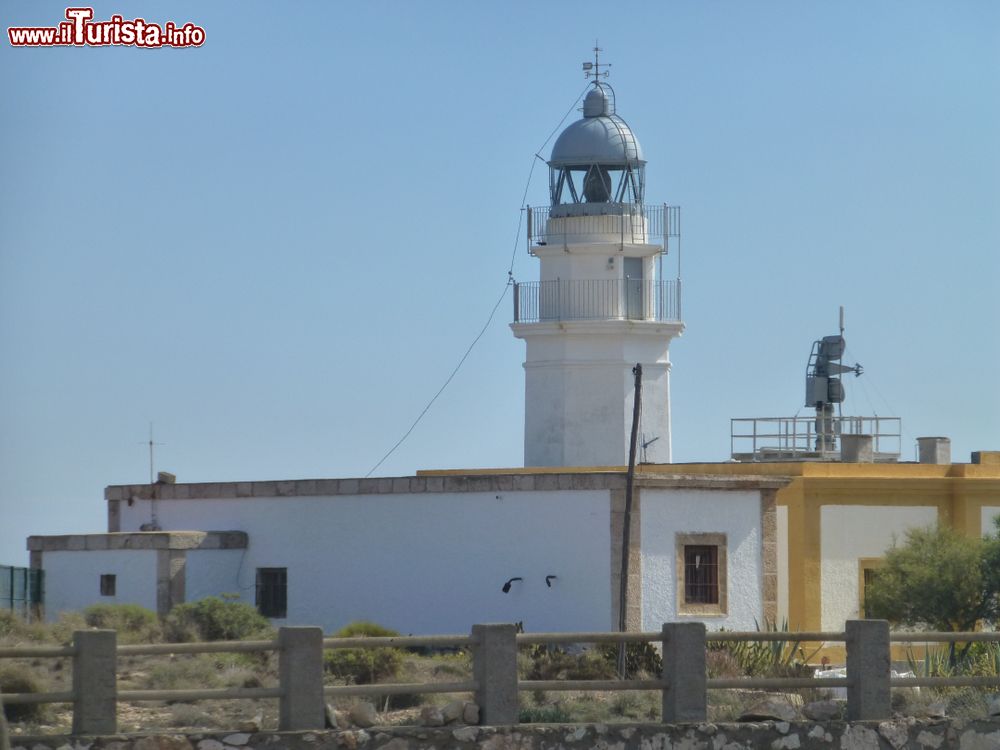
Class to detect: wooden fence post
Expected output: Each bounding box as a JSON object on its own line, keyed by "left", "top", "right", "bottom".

{"left": 472, "top": 624, "right": 518, "bottom": 725}
{"left": 662, "top": 622, "right": 706, "bottom": 722}
{"left": 846, "top": 619, "right": 891, "bottom": 721}
{"left": 72, "top": 629, "right": 117, "bottom": 734}
{"left": 278, "top": 626, "right": 325, "bottom": 730}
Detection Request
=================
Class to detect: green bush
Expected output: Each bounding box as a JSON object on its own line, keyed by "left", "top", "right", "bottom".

{"left": 519, "top": 704, "right": 571, "bottom": 723}
{"left": 163, "top": 596, "right": 272, "bottom": 642}
{"left": 83, "top": 603, "right": 161, "bottom": 644}
{"left": 324, "top": 621, "right": 403, "bottom": 685}
{"left": 0, "top": 663, "right": 47, "bottom": 723}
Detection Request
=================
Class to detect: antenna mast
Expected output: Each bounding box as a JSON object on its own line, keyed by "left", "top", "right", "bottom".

{"left": 582, "top": 41, "right": 610, "bottom": 81}
{"left": 142, "top": 423, "right": 163, "bottom": 484}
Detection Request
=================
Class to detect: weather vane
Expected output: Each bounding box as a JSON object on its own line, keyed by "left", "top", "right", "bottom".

{"left": 582, "top": 41, "right": 610, "bottom": 80}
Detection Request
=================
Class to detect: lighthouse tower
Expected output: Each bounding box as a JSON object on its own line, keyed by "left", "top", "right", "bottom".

{"left": 512, "top": 67, "right": 684, "bottom": 467}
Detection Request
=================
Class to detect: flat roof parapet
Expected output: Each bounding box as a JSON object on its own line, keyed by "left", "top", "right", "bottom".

{"left": 27, "top": 530, "right": 248, "bottom": 552}
{"left": 104, "top": 470, "right": 790, "bottom": 501}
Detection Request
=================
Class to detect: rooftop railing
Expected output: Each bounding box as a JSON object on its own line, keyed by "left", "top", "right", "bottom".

{"left": 513, "top": 278, "right": 681, "bottom": 324}
{"left": 730, "top": 415, "right": 902, "bottom": 462}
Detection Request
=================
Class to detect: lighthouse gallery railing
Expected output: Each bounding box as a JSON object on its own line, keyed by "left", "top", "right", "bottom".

{"left": 513, "top": 278, "right": 681, "bottom": 324}
{"left": 526, "top": 204, "right": 680, "bottom": 249}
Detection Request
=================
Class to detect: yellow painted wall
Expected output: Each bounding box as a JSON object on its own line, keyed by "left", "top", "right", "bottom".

{"left": 657, "top": 459, "right": 1000, "bottom": 632}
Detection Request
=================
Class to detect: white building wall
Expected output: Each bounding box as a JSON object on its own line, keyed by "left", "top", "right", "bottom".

{"left": 640, "top": 488, "right": 763, "bottom": 630}
{"left": 42, "top": 549, "right": 157, "bottom": 620}
{"left": 819, "top": 505, "right": 937, "bottom": 630}
{"left": 981, "top": 506, "right": 1000, "bottom": 537}
{"left": 185, "top": 549, "right": 245, "bottom": 603}
{"left": 118, "top": 490, "right": 611, "bottom": 634}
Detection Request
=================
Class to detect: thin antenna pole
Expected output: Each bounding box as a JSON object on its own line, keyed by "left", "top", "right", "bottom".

{"left": 148, "top": 422, "right": 154, "bottom": 484}
{"left": 141, "top": 424, "right": 163, "bottom": 484}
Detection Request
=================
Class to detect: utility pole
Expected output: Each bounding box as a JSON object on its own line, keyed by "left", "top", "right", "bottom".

{"left": 618, "top": 363, "right": 642, "bottom": 677}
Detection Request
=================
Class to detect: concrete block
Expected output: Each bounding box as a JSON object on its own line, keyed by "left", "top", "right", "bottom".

{"left": 107, "top": 499, "right": 121, "bottom": 533}
{"left": 295, "top": 480, "right": 318, "bottom": 495}
{"left": 105, "top": 486, "right": 124, "bottom": 501}
{"left": 495, "top": 475, "right": 514, "bottom": 492}
{"left": 85, "top": 536, "right": 110, "bottom": 551}
{"left": 425, "top": 476, "right": 445, "bottom": 492}
{"left": 662, "top": 622, "right": 707, "bottom": 722}
{"left": 534, "top": 474, "right": 559, "bottom": 491}
{"left": 236, "top": 482, "right": 253, "bottom": 497}
{"left": 392, "top": 477, "right": 410, "bottom": 493}
{"left": 409, "top": 477, "right": 428, "bottom": 493}
{"left": 338, "top": 478, "right": 360, "bottom": 495}
{"left": 511, "top": 474, "right": 535, "bottom": 491}
{"left": 174, "top": 484, "right": 191, "bottom": 499}
{"left": 571, "top": 473, "right": 602, "bottom": 490}
{"left": 73, "top": 629, "right": 117, "bottom": 734}
{"left": 377, "top": 478, "right": 393, "bottom": 494}
{"left": 315, "top": 479, "right": 339, "bottom": 494}
{"left": 846, "top": 619, "right": 891, "bottom": 721}
{"left": 917, "top": 437, "right": 951, "bottom": 465}
{"left": 252, "top": 481, "right": 278, "bottom": 497}
{"left": 278, "top": 627, "right": 325, "bottom": 730}
{"left": 557, "top": 474, "right": 573, "bottom": 490}
{"left": 276, "top": 481, "right": 296, "bottom": 497}
{"left": 841, "top": 434, "right": 874, "bottom": 463}
{"left": 472, "top": 624, "right": 518, "bottom": 725}
{"left": 216, "top": 531, "right": 248, "bottom": 549}
{"left": 201, "top": 483, "right": 223, "bottom": 499}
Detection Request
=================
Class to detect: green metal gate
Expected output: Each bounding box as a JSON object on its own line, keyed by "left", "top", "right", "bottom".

{"left": 0, "top": 564, "right": 44, "bottom": 619}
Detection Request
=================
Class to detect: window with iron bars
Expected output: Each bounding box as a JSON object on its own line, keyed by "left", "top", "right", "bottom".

{"left": 684, "top": 545, "right": 719, "bottom": 604}
{"left": 255, "top": 567, "right": 287, "bottom": 618}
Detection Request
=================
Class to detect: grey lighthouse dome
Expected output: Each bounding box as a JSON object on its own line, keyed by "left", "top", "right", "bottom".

{"left": 550, "top": 84, "right": 644, "bottom": 167}
{"left": 548, "top": 83, "right": 646, "bottom": 209}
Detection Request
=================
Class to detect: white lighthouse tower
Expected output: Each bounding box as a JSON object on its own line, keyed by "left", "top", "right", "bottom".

{"left": 512, "top": 61, "right": 684, "bottom": 467}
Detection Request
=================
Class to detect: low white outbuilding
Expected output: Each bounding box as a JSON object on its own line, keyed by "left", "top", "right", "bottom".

{"left": 29, "top": 469, "right": 784, "bottom": 634}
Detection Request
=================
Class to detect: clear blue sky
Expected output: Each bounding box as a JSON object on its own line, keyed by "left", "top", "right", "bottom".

{"left": 2, "top": 1, "right": 998, "bottom": 564}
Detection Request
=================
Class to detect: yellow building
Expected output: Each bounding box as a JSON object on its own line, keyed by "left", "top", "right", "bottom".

{"left": 655, "top": 450, "right": 1000, "bottom": 633}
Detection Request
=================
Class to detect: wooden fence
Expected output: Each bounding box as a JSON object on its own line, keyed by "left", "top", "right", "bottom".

{"left": 2, "top": 621, "right": 999, "bottom": 734}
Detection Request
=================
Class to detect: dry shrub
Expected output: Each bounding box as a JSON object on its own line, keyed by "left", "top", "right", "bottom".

{"left": 0, "top": 663, "right": 47, "bottom": 723}
{"left": 83, "top": 603, "right": 161, "bottom": 644}
{"left": 0, "top": 611, "right": 47, "bottom": 644}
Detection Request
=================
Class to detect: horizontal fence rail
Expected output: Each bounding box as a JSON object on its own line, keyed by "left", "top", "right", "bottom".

{"left": 1, "top": 622, "right": 999, "bottom": 733}
{"left": 514, "top": 279, "right": 681, "bottom": 324}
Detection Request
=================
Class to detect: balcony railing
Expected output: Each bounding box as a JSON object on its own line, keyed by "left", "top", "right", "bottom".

{"left": 527, "top": 204, "right": 679, "bottom": 250}
{"left": 513, "top": 279, "right": 682, "bottom": 324}
{"left": 730, "top": 415, "right": 902, "bottom": 462}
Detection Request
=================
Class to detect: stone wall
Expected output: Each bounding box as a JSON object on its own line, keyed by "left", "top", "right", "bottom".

{"left": 11, "top": 720, "right": 1000, "bottom": 750}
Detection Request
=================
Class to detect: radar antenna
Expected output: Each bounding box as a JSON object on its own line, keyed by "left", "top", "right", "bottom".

{"left": 805, "top": 308, "right": 863, "bottom": 453}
